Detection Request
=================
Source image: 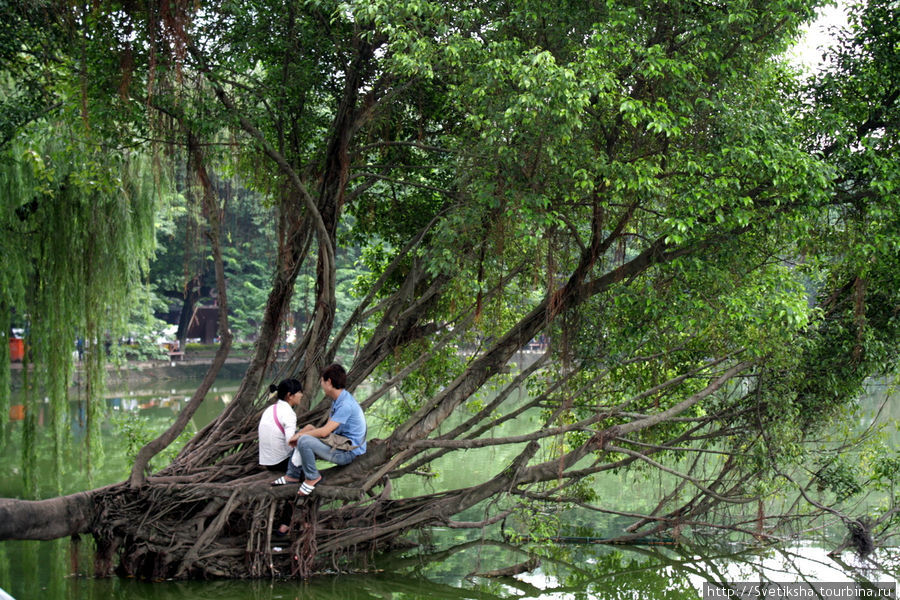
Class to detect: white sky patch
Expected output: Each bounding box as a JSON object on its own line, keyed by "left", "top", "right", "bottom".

{"left": 790, "top": 3, "right": 850, "bottom": 73}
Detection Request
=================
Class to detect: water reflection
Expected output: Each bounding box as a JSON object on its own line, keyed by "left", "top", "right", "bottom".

{"left": 1, "top": 376, "right": 897, "bottom": 599}
{"left": 0, "top": 535, "right": 896, "bottom": 600}
{"left": 0, "top": 380, "right": 241, "bottom": 499}
{"left": 102, "top": 383, "right": 237, "bottom": 427}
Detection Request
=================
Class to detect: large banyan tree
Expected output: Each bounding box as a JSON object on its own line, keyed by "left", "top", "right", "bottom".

{"left": 1, "top": 0, "right": 899, "bottom": 580}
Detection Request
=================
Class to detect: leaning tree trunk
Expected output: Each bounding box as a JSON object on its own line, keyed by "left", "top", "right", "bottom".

{"left": 0, "top": 202, "right": 706, "bottom": 579}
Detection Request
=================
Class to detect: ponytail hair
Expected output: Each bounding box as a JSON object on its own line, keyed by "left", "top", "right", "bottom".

{"left": 269, "top": 378, "right": 303, "bottom": 400}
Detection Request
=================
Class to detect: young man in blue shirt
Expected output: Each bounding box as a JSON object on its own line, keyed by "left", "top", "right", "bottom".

{"left": 271, "top": 363, "right": 367, "bottom": 496}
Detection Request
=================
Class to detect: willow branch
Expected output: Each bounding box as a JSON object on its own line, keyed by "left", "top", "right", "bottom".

{"left": 129, "top": 133, "right": 233, "bottom": 487}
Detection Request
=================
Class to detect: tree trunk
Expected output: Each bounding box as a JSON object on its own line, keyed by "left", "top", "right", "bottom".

{"left": 0, "top": 492, "right": 98, "bottom": 541}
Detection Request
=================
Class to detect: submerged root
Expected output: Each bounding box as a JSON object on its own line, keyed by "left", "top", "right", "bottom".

{"left": 470, "top": 557, "right": 540, "bottom": 578}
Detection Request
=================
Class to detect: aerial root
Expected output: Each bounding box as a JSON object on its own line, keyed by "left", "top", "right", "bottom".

{"left": 290, "top": 498, "right": 320, "bottom": 578}
{"left": 847, "top": 517, "right": 874, "bottom": 559}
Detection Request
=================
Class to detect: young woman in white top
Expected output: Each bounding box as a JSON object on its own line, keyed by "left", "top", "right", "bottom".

{"left": 258, "top": 378, "right": 303, "bottom": 472}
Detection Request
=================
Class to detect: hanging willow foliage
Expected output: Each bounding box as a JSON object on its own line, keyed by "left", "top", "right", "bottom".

{"left": 0, "top": 148, "right": 30, "bottom": 451}
{"left": 1, "top": 121, "right": 158, "bottom": 497}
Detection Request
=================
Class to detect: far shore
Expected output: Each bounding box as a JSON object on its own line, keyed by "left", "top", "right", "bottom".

{"left": 7, "top": 347, "right": 545, "bottom": 392}
{"left": 8, "top": 353, "right": 255, "bottom": 391}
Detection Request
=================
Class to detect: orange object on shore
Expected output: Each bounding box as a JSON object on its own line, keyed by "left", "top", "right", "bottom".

{"left": 9, "top": 338, "right": 24, "bottom": 362}
{"left": 9, "top": 404, "right": 25, "bottom": 421}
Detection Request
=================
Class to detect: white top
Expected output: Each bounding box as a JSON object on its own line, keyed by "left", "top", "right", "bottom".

{"left": 257, "top": 399, "right": 298, "bottom": 465}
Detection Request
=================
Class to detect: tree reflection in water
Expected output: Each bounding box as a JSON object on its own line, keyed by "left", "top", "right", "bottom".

{"left": 0, "top": 535, "right": 897, "bottom": 599}
{"left": 370, "top": 538, "right": 899, "bottom": 600}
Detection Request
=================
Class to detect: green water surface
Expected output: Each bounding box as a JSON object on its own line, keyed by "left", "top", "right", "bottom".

{"left": 1, "top": 372, "right": 897, "bottom": 599}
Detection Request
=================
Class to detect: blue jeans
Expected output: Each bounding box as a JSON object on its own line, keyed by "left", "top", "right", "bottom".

{"left": 286, "top": 435, "right": 356, "bottom": 481}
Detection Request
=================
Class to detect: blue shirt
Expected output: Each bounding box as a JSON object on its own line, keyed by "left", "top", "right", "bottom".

{"left": 331, "top": 389, "right": 367, "bottom": 456}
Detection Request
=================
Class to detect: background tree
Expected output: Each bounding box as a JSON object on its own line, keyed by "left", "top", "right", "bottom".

{"left": 149, "top": 173, "right": 277, "bottom": 344}
{"left": 0, "top": 0, "right": 898, "bottom": 580}
{"left": 0, "top": 1, "right": 159, "bottom": 490}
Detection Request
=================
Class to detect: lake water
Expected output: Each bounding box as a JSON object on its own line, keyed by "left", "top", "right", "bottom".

{"left": 0, "top": 535, "right": 896, "bottom": 599}
{"left": 1, "top": 369, "right": 897, "bottom": 599}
